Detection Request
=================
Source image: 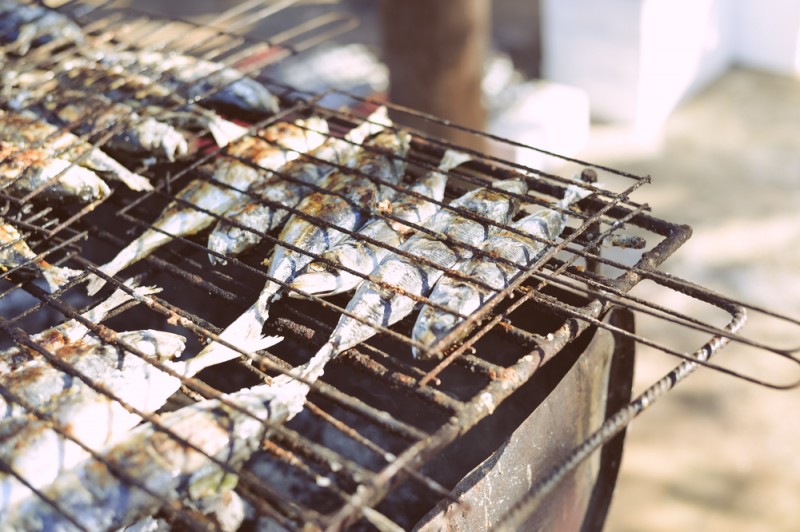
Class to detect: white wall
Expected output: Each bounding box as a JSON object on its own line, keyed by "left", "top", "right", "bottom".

{"left": 542, "top": 0, "right": 800, "bottom": 129}
{"left": 732, "top": 0, "right": 800, "bottom": 74}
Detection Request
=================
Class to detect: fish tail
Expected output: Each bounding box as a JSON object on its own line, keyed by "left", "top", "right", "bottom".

{"left": 437, "top": 149, "right": 472, "bottom": 173}
{"left": 302, "top": 342, "right": 337, "bottom": 382}
{"left": 85, "top": 229, "right": 173, "bottom": 295}
{"left": 83, "top": 149, "right": 154, "bottom": 192}
{"left": 559, "top": 183, "right": 594, "bottom": 209}
{"left": 207, "top": 116, "right": 249, "bottom": 148}
{"left": 345, "top": 106, "right": 392, "bottom": 144}
{"left": 106, "top": 167, "right": 153, "bottom": 192}
{"left": 83, "top": 279, "right": 162, "bottom": 322}
{"left": 39, "top": 263, "right": 81, "bottom": 293}
{"left": 184, "top": 303, "right": 282, "bottom": 376}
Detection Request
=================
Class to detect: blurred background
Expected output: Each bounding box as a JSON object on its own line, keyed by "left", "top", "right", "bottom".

{"left": 117, "top": 0, "right": 800, "bottom": 529}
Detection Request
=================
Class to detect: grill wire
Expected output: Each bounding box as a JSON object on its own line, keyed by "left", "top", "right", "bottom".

{"left": 0, "top": 1, "right": 799, "bottom": 530}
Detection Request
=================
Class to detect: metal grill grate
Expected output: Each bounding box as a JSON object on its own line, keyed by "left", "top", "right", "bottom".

{"left": 0, "top": 1, "right": 798, "bottom": 530}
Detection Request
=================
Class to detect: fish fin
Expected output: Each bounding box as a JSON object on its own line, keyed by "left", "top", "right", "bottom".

{"left": 437, "top": 149, "right": 473, "bottom": 172}
{"left": 302, "top": 342, "right": 336, "bottom": 382}
{"left": 86, "top": 229, "right": 174, "bottom": 295}
{"left": 110, "top": 170, "right": 153, "bottom": 192}
{"left": 559, "top": 183, "right": 594, "bottom": 208}
{"left": 85, "top": 273, "right": 107, "bottom": 296}
{"left": 40, "top": 265, "right": 81, "bottom": 293}
{"left": 83, "top": 148, "right": 154, "bottom": 191}
{"left": 344, "top": 106, "right": 392, "bottom": 144}
{"left": 184, "top": 303, "right": 278, "bottom": 375}
{"left": 207, "top": 116, "right": 249, "bottom": 148}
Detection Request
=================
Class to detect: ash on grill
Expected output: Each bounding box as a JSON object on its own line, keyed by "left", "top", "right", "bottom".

{"left": 0, "top": 1, "right": 798, "bottom": 531}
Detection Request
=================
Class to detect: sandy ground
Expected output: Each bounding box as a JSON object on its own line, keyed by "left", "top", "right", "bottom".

{"left": 582, "top": 68, "right": 800, "bottom": 532}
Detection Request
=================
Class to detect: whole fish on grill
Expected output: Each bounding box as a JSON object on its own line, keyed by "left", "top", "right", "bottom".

{"left": 1, "top": 377, "right": 308, "bottom": 531}
{"left": 0, "top": 222, "right": 81, "bottom": 292}
{"left": 412, "top": 183, "right": 592, "bottom": 359}
{"left": 289, "top": 149, "right": 472, "bottom": 298}
{"left": 0, "top": 0, "right": 83, "bottom": 55}
{"left": 301, "top": 178, "right": 528, "bottom": 379}
{"left": 3, "top": 83, "right": 191, "bottom": 162}
{"left": 207, "top": 106, "right": 391, "bottom": 264}
{"left": 0, "top": 301, "right": 281, "bottom": 515}
{"left": 192, "top": 127, "right": 410, "bottom": 369}
{"left": 3, "top": 61, "right": 247, "bottom": 160}
{"left": 0, "top": 328, "right": 186, "bottom": 422}
{"left": 85, "top": 117, "right": 328, "bottom": 295}
{"left": 0, "top": 109, "right": 152, "bottom": 191}
{"left": 0, "top": 280, "right": 160, "bottom": 373}
{"left": 57, "top": 58, "right": 248, "bottom": 147}
{"left": 85, "top": 47, "right": 280, "bottom": 116}
{"left": 0, "top": 138, "right": 111, "bottom": 204}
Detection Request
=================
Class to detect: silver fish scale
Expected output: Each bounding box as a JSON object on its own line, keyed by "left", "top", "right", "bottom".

{"left": 2, "top": 382, "right": 284, "bottom": 531}
{"left": 412, "top": 186, "right": 589, "bottom": 359}
{"left": 328, "top": 178, "right": 528, "bottom": 353}
{"left": 264, "top": 130, "right": 410, "bottom": 298}
{"left": 0, "top": 330, "right": 185, "bottom": 422}
{"left": 207, "top": 111, "right": 388, "bottom": 262}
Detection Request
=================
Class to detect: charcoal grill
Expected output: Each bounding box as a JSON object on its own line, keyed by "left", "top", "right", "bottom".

{"left": 1, "top": 1, "right": 798, "bottom": 530}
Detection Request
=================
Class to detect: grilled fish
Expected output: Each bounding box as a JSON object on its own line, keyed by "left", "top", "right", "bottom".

{"left": 412, "top": 183, "right": 592, "bottom": 359}
{"left": 0, "top": 328, "right": 186, "bottom": 422}
{"left": 0, "top": 1, "right": 83, "bottom": 55}
{"left": 289, "top": 149, "right": 472, "bottom": 298}
{"left": 85, "top": 117, "right": 328, "bottom": 295}
{"left": 0, "top": 138, "right": 111, "bottom": 204}
{"left": 56, "top": 58, "right": 248, "bottom": 148}
{"left": 4, "top": 84, "right": 192, "bottom": 162}
{"left": 192, "top": 127, "right": 411, "bottom": 370}
{"left": 0, "top": 109, "right": 152, "bottom": 191}
{"left": 0, "top": 308, "right": 282, "bottom": 515}
{"left": 0, "top": 222, "right": 81, "bottom": 292}
{"left": 0, "top": 377, "right": 308, "bottom": 530}
{"left": 86, "top": 47, "right": 280, "bottom": 116}
{"left": 207, "top": 107, "right": 391, "bottom": 264}
{"left": 0, "top": 279, "right": 160, "bottom": 373}
{"left": 303, "top": 177, "right": 528, "bottom": 378}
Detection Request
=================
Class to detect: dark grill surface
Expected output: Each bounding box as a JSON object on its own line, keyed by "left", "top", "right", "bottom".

{"left": 0, "top": 1, "right": 798, "bottom": 530}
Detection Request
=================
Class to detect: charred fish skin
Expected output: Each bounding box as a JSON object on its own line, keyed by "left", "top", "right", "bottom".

{"left": 0, "top": 329, "right": 190, "bottom": 514}
{"left": 85, "top": 117, "right": 329, "bottom": 296}
{"left": 0, "top": 329, "right": 186, "bottom": 423}
{"left": 0, "top": 109, "right": 152, "bottom": 192}
{"left": 0, "top": 1, "right": 83, "bottom": 55}
{"left": 190, "top": 127, "right": 410, "bottom": 372}
{"left": 325, "top": 178, "right": 529, "bottom": 354}
{"left": 0, "top": 280, "right": 161, "bottom": 373}
{"left": 412, "top": 184, "right": 593, "bottom": 359}
{"left": 0, "top": 137, "right": 112, "bottom": 204}
{"left": 46, "top": 58, "right": 248, "bottom": 148}
{"left": 87, "top": 47, "right": 280, "bottom": 116}
{"left": 1, "top": 378, "right": 307, "bottom": 531}
{"left": 259, "top": 128, "right": 412, "bottom": 305}
{"left": 289, "top": 149, "right": 472, "bottom": 298}
{"left": 0, "top": 310, "right": 283, "bottom": 518}
{"left": 207, "top": 107, "right": 392, "bottom": 264}
{"left": 0, "top": 221, "right": 81, "bottom": 292}
{"left": 3, "top": 65, "right": 192, "bottom": 163}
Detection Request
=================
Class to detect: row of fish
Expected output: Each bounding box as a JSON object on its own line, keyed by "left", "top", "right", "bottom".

{"left": 0, "top": 116, "right": 595, "bottom": 532}
{"left": 0, "top": 5, "right": 602, "bottom": 528}
{"left": 0, "top": 0, "right": 283, "bottom": 215}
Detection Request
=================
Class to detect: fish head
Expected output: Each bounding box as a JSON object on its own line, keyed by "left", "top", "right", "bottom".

{"left": 411, "top": 306, "right": 461, "bottom": 360}
{"left": 288, "top": 262, "right": 345, "bottom": 298}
